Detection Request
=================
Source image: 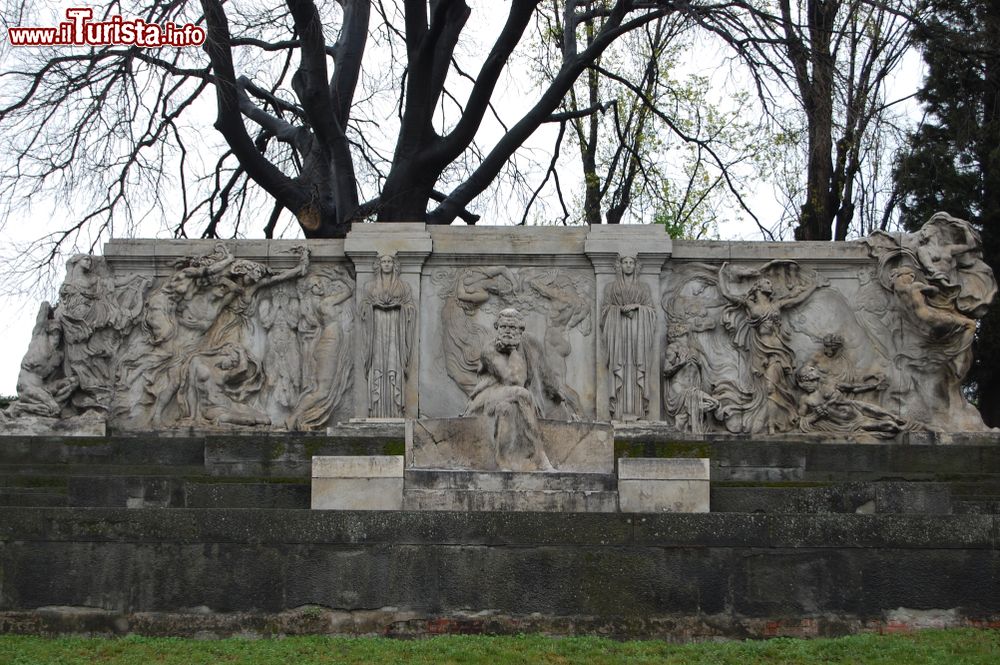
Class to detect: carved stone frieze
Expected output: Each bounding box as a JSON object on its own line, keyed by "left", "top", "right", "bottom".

{"left": 287, "top": 267, "right": 355, "bottom": 430}
{"left": 461, "top": 308, "right": 580, "bottom": 471}
{"left": 4, "top": 217, "right": 993, "bottom": 437}
{"left": 433, "top": 265, "right": 592, "bottom": 418}
{"left": 861, "top": 212, "right": 997, "bottom": 430}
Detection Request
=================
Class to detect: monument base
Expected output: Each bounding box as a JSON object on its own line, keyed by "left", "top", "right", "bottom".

{"left": 402, "top": 469, "right": 618, "bottom": 512}
{"left": 0, "top": 412, "right": 105, "bottom": 437}
{"left": 407, "top": 417, "right": 614, "bottom": 473}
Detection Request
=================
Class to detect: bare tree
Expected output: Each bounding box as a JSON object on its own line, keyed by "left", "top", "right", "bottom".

{"left": 699, "top": 0, "right": 920, "bottom": 240}
{"left": 1, "top": 0, "right": 731, "bottom": 260}
{"left": 523, "top": 3, "right": 771, "bottom": 237}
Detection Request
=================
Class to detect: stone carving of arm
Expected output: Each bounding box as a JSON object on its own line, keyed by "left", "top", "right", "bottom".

{"left": 256, "top": 246, "right": 310, "bottom": 292}
{"left": 716, "top": 263, "right": 745, "bottom": 305}
{"left": 526, "top": 336, "right": 580, "bottom": 419}
{"left": 777, "top": 278, "right": 823, "bottom": 310}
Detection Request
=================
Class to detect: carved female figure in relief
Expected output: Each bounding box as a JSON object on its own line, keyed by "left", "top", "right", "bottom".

{"left": 600, "top": 255, "right": 655, "bottom": 420}
{"left": 663, "top": 323, "right": 719, "bottom": 434}
{"left": 795, "top": 364, "right": 907, "bottom": 438}
{"left": 287, "top": 269, "right": 354, "bottom": 430}
{"left": 180, "top": 343, "right": 269, "bottom": 428}
{"left": 57, "top": 255, "right": 147, "bottom": 412}
{"left": 719, "top": 262, "right": 824, "bottom": 434}
{"left": 361, "top": 254, "right": 415, "bottom": 417}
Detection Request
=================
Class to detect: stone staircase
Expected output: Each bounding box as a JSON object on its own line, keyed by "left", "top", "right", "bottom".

{"left": 1, "top": 433, "right": 999, "bottom": 514}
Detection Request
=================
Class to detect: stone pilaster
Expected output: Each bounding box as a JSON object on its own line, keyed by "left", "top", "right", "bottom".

{"left": 344, "top": 223, "right": 432, "bottom": 419}
{"left": 584, "top": 225, "right": 672, "bottom": 421}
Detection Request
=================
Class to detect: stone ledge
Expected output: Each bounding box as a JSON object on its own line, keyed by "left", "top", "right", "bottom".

{"left": 1, "top": 507, "right": 995, "bottom": 549}
{"left": 618, "top": 458, "right": 709, "bottom": 480}
{"left": 312, "top": 455, "right": 403, "bottom": 478}
{"left": 4, "top": 606, "right": 997, "bottom": 640}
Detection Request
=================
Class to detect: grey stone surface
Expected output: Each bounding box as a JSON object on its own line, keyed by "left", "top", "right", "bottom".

{"left": 402, "top": 468, "right": 617, "bottom": 512}
{"left": 312, "top": 477, "right": 404, "bottom": 510}
{"left": 3, "top": 215, "right": 994, "bottom": 436}
{"left": 2, "top": 507, "right": 997, "bottom": 639}
{"left": 312, "top": 455, "right": 404, "bottom": 478}
{"left": 408, "top": 417, "right": 613, "bottom": 473}
{"left": 618, "top": 479, "right": 709, "bottom": 513}
{"left": 618, "top": 458, "right": 710, "bottom": 513}
{"left": 710, "top": 481, "right": 954, "bottom": 515}
{"left": 311, "top": 455, "right": 404, "bottom": 510}
{"left": 618, "top": 457, "right": 709, "bottom": 480}
{"left": 403, "top": 469, "right": 618, "bottom": 513}
{"left": 0, "top": 412, "right": 106, "bottom": 437}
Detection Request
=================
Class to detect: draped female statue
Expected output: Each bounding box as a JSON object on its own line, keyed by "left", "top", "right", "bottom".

{"left": 600, "top": 255, "right": 655, "bottom": 420}
{"left": 361, "top": 254, "right": 416, "bottom": 417}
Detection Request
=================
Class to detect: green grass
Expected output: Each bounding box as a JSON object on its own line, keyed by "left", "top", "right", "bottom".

{"left": 1, "top": 629, "right": 998, "bottom": 664}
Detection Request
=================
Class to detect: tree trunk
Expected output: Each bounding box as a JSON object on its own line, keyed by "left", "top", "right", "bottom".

{"left": 792, "top": 0, "right": 837, "bottom": 241}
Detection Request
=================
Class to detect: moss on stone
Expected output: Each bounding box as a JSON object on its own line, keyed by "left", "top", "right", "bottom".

{"left": 9, "top": 476, "right": 68, "bottom": 489}
{"left": 382, "top": 440, "right": 405, "bottom": 456}
{"left": 614, "top": 440, "right": 712, "bottom": 459}
{"left": 302, "top": 439, "right": 327, "bottom": 459}
{"left": 63, "top": 438, "right": 111, "bottom": 447}
{"left": 267, "top": 442, "right": 286, "bottom": 461}
{"left": 183, "top": 476, "right": 305, "bottom": 485}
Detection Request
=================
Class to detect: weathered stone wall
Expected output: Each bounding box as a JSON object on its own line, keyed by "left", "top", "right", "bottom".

{"left": 3, "top": 214, "right": 995, "bottom": 437}
{"left": 1, "top": 507, "right": 998, "bottom": 638}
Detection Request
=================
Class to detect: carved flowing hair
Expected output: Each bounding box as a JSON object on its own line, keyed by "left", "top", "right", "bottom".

{"left": 494, "top": 307, "right": 526, "bottom": 331}
{"left": 366, "top": 253, "right": 411, "bottom": 306}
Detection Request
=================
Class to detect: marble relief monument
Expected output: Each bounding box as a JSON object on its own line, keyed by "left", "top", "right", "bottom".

{"left": 1, "top": 213, "right": 995, "bottom": 442}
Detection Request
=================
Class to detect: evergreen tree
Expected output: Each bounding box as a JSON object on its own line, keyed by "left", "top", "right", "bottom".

{"left": 893, "top": 0, "right": 1000, "bottom": 423}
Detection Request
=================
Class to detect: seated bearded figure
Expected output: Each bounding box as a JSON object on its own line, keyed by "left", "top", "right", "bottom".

{"left": 463, "top": 308, "right": 578, "bottom": 472}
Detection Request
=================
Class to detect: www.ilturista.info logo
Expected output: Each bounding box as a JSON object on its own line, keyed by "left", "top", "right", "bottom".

{"left": 8, "top": 8, "right": 206, "bottom": 48}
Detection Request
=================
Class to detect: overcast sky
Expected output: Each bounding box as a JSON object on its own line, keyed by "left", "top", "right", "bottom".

{"left": 0, "top": 2, "right": 924, "bottom": 396}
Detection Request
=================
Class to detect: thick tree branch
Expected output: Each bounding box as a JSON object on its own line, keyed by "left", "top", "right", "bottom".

{"left": 428, "top": 3, "right": 669, "bottom": 224}
{"left": 199, "top": 0, "right": 303, "bottom": 214}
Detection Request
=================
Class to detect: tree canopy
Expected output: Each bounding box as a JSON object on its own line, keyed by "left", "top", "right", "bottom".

{"left": 892, "top": 0, "right": 1000, "bottom": 423}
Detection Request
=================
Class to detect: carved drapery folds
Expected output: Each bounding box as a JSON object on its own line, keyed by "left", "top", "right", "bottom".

{"left": 462, "top": 308, "right": 581, "bottom": 471}
{"left": 660, "top": 259, "right": 911, "bottom": 438}
{"left": 3, "top": 215, "right": 994, "bottom": 436}
{"left": 360, "top": 254, "right": 415, "bottom": 418}
{"left": 287, "top": 267, "right": 354, "bottom": 430}
{"left": 435, "top": 266, "right": 591, "bottom": 419}
{"left": 600, "top": 255, "right": 656, "bottom": 420}
{"left": 861, "top": 212, "right": 997, "bottom": 431}
{"left": 3, "top": 245, "right": 356, "bottom": 432}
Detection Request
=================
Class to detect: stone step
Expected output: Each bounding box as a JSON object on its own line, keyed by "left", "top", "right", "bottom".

{"left": 953, "top": 500, "right": 1000, "bottom": 515}
{"left": 946, "top": 481, "right": 1000, "bottom": 496}
{"left": 403, "top": 468, "right": 619, "bottom": 512}
{"left": 0, "top": 436, "right": 205, "bottom": 465}
{"left": 63, "top": 475, "right": 309, "bottom": 509}
{"left": 184, "top": 482, "right": 309, "bottom": 509}
{"left": 403, "top": 487, "right": 619, "bottom": 512}
{"left": 710, "top": 482, "right": 952, "bottom": 515}
{"left": 0, "top": 487, "right": 67, "bottom": 507}
{"left": 404, "top": 469, "right": 616, "bottom": 492}
{"left": 0, "top": 463, "right": 207, "bottom": 477}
